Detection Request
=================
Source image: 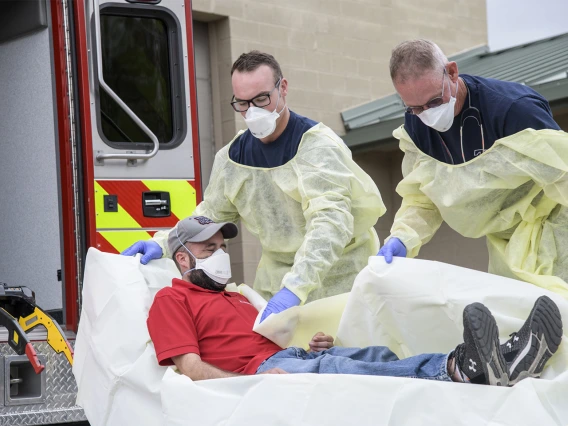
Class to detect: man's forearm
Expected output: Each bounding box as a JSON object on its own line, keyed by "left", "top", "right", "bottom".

{"left": 390, "top": 201, "right": 443, "bottom": 258}
{"left": 186, "top": 363, "right": 240, "bottom": 381}
{"left": 173, "top": 353, "right": 241, "bottom": 381}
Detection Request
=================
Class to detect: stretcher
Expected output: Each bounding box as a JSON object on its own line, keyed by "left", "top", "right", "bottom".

{"left": 73, "top": 248, "right": 568, "bottom": 426}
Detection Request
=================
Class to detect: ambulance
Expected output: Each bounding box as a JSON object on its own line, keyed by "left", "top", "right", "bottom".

{"left": 0, "top": 0, "right": 202, "bottom": 423}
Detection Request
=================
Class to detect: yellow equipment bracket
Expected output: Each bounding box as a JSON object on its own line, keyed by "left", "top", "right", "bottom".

{"left": 18, "top": 307, "right": 74, "bottom": 366}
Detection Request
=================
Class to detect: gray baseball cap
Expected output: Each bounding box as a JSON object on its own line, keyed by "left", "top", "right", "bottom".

{"left": 168, "top": 215, "right": 238, "bottom": 255}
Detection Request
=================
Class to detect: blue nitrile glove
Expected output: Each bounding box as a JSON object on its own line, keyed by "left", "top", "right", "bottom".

{"left": 260, "top": 287, "right": 301, "bottom": 323}
{"left": 377, "top": 237, "right": 407, "bottom": 264}
{"left": 121, "top": 240, "right": 163, "bottom": 265}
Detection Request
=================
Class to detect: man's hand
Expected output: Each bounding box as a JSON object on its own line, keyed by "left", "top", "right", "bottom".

{"left": 308, "top": 332, "right": 334, "bottom": 352}
{"left": 260, "top": 287, "right": 301, "bottom": 322}
{"left": 121, "top": 240, "right": 163, "bottom": 265}
{"left": 377, "top": 237, "right": 407, "bottom": 264}
{"left": 259, "top": 367, "right": 288, "bottom": 375}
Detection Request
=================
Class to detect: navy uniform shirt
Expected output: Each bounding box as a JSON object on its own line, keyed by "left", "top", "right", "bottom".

{"left": 229, "top": 110, "right": 318, "bottom": 168}
{"left": 404, "top": 74, "right": 561, "bottom": 164}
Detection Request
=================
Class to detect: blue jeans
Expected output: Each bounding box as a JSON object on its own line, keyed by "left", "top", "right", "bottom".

{"left": 256, "top": 346, "right": 451, "bottom": 381}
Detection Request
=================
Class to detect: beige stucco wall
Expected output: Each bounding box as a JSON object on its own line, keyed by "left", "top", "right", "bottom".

{"left": 192, "top": 0, "right": 488, "bottom": 286}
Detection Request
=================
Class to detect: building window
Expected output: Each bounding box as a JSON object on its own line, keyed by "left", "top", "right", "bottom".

{"left": 97, "top": 6, "right": 185, "bottom": 149}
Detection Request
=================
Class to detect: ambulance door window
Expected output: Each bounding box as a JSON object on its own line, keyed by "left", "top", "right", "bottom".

{"left": 97, "top": 7, "right": 186, "bottom": 149}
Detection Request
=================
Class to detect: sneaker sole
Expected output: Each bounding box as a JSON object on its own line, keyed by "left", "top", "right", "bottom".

{"left": 509, "top": 296, "right": 563, "bottom": 385}
{"left": 463, "top": 303, "right": 509, "bottom": 386}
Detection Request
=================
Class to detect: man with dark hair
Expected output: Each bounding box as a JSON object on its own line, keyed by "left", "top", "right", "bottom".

{"left": 124, "top": 51, "right": 386, "bottom": 322}
{"left": 147, "top": 215, "right": 563, "bottom": 386}
{"left": 230, "top": 50, "right": 284, "bottom": 81}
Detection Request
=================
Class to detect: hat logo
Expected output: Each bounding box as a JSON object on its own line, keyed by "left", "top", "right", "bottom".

{"left": 193, "top": 216, "right": 214, "bottom": 225}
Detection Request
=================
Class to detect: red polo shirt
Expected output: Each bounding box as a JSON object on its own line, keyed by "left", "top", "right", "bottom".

{"left": 147, "top": 278, "right": 282, "bottom": 375}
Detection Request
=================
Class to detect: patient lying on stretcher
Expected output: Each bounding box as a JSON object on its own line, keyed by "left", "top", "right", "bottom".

{"left": 147, "top": 215, "right": 563, "bottom": 386}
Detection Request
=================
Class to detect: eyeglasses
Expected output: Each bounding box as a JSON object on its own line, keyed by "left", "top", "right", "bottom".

{"left": 230, "top": 78, "right": 281, "bottom": 112}
{"left": 404, "top": 70, "right": 447, "bottom": 115}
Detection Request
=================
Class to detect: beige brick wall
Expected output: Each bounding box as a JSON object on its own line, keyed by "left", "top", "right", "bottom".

{"left": 192, "top": 0, "right": 488, "bottom": 286}
{"left": 194, "top": 0, "right": 487, "bottom": 138}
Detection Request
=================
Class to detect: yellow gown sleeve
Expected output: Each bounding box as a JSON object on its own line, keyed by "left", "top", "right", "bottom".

{"left": 499, "top": 129, "right": 568, "bottom": 207}
{"left": 389, "top": 126, "right": 443, "bottom": 258}
{"left": 282, "top": 131, "right": 384, "bottom": 302}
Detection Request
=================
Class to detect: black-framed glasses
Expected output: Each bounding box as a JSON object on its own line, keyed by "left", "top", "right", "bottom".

{"left": 230, "top": 78, "right": 281, "bottom": 112}
{"left": 404, "top": 70, "right": 447, "bottom": 115}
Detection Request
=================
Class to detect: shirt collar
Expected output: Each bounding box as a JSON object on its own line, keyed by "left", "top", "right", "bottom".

{"left": 171, "top": 278, "right": 236, "bottom": 296}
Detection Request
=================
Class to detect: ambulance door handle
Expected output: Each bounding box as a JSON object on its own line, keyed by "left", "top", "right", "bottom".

{"left": 142, "top": 191, "right": 171, "bottom": 217}
{"left": 144, "top": 199, "right": 167, "bottom": 206}
{"left": 92, "top": 0, "right": 159, "bottom": 164}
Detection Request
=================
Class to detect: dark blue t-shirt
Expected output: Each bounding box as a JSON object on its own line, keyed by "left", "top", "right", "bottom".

{"left": 229, "top": 110, "right": 318, "bottom": 168}
{"left": 404, "top": 74, "right": 561, "bottom": 164}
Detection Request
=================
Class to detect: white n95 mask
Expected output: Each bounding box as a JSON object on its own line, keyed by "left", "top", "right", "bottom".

{"left": 183, "top": 248, "right": 232, "bottom": 284}
{"left": 243, "top": 89, "right": 286, "bottom": 139}
{"left": 418, "top": 78, "right": 458, "bottom": 132}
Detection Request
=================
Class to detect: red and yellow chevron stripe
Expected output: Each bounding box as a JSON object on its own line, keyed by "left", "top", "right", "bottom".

{"left": 95, "top": 179, "right": 197, "bottom": 253}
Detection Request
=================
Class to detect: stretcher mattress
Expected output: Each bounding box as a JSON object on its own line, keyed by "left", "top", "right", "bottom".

{"left": 73, "top": 248, "right": 568, "bottom": 426}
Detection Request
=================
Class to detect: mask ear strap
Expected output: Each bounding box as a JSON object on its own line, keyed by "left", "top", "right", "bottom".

{"left": 451, "top": 74, "right": 458, "bottom": 99}
{"left": 277, "top": 98, "right": 287, "bottom": 115}
{"left": 176, "top": 226, "right": 198, "bottom": 274}
{"left": 274, "top": 77, "right": 287, "bottom": 115}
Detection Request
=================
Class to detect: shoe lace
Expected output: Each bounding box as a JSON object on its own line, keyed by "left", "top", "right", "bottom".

{"left": 452, "top": 344, "right": 469, "bottom": 383}
{"left": 505, "top": 332, "right": 518, "bottom": 347}
{"left": 454, "top": 343, "right": 466, "bottom": 367}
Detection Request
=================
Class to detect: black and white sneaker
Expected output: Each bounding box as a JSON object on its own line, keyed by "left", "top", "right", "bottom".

{"left": 454, "top": 302, "right": 509, "bottom": 386}
{"left": 500, "top": 295, "right": 563, "bottom": 385}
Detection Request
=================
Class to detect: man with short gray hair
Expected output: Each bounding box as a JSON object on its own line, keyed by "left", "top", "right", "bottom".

{"left": 378, "top": 39, "right": 568, "bottom": 297}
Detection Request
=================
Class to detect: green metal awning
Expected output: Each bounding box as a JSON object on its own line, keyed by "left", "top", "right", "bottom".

{"left": 342, "top": 33, "right": 568, "bottom": 149}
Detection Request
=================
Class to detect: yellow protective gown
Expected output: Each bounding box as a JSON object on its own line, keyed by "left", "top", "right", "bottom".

{"left": 389, "top": 126, "right": 568, "bottom": 297}
{"left": 155, "top": 123, "right": 385, "bottom": 303}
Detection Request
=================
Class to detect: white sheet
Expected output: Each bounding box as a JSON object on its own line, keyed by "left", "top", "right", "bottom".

{"left": 74, "top": 249, "right": 568, "bottom": 426}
